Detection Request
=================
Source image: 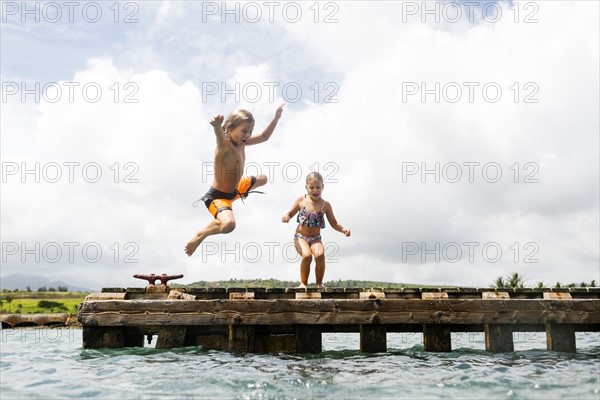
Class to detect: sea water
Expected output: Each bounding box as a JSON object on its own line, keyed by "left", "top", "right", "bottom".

{"left": 1, "top": 328, "right": 599, "bottom": 399}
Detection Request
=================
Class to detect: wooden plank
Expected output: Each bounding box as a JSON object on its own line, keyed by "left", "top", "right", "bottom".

{"left": 85, "top": 292, "right": 127, "bottom": 301}
{"left": 255, "top": 334, "right": 296, "bottom": 353}
{"left": 196, "top": 335, "right": 229, "bottom": 350}
{"left": 123, "top": 334, "right": 145, "bottom": 347}
{"left": 78, "top": 299, "right": 600, "bottom": 326}
{"left": 295, "top": 325, "right": 322, "bottom": 353}
{"left": 168, "top": 290, "right": 197, "bottom": 300}
{"left": 485, "top": 324, "right": 514, "bottom": 352}
{"left": 543, "top": 292, "right": 572, "bottom": 300}
{"left": 229, "top": 325, "right": 255, "bottom": 352}
{"left": 229, "top": 292, "right": 255, "bottom": 300}
{"left": 156, "top": 327, "right": 187, "bottom": 349}
{"left": 423, "top": 324, "right": 451, "bottom": 352}
{"left": 482, "top": 292, "right": 510, "bottom": 300}
{"left": 82, "top": 326, "right": 124, "bottom": 349}
{"left": 360, "top": 325, "right": 387, "bottom": 352}
{"left": 146, "top": 284, "right": 167, "bottom": 293}
{"left": 295, "top": 292, "right": 322, "bottom": 299}
{"left": 359, "top": 292, "right": 385, "bottom": 299}
{"left": 546, "top": 324, "right": 576, "bottom": 353}
{"left": 421, "top": 292, "right": 449, "bottom": 300}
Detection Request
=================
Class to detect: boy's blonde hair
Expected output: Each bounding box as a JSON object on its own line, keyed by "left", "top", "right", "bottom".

{"left": 223, "top": 109, "right": 254, "bottom": 132}
{"left": 306, "top": 171, "right": 324, "bottom": 183}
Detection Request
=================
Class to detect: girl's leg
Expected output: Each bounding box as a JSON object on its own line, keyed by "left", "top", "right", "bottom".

{"left": 294, "top": 236, "right": 313, "bottom": 288}
{"left": 310, "top": 241, "right": 326, "bottom": 288}
{"left": 184, "top": 210, "right": 236, "bottom": 256}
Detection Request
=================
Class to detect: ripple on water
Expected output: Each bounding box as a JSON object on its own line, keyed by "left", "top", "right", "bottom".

{"left": 1, "top": 330, "right": 599, "bottom": 399}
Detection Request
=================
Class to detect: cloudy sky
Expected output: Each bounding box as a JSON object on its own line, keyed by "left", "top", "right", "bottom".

{"left": 1, "top": 1, "right": 598, "bottom": 290}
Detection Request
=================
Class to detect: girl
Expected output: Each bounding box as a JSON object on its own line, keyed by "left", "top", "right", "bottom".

{"left": 282, "top": 172, "right": 350, "bottom": 288}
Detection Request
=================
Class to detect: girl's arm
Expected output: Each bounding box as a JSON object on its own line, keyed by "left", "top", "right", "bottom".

{"left": 282, "top": 196, "right": 302, "bottom": 223}
{"left": 325, "top": 202, "right": 351, "bottom": 237}
{"left": 246, "top": 104, "right": 284, "bottom": 146}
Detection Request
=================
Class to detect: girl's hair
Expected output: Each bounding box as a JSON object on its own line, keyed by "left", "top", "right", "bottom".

{"left": 223, "top": 109, "right": 254, "bottom": 132}
{"left": 306, "top": 171, "right": 324, "bottom": 183}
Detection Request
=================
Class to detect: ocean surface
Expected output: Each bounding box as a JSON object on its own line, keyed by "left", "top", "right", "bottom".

{"left": 0, "top": 328, "right": 598, "bottom": 399}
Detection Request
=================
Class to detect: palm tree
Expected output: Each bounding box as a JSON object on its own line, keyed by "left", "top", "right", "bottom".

{"left": 493, "top": 276, "right": 506, "bottom": 288}
{"left": 507, "top": 272, "right": 525, "bottom": 288}
{"left": 536, "top": 281, "right": 545, "bottom": 288}
{"left": 590, "top": 280, "right": 597, "bottom": 287}
{"left": 554, "top": 282, "right": 562, "bottom": 288}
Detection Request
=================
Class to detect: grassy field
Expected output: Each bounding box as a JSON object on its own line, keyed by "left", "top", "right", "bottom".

{"left": 0, "top": 292, "right": 88, "bottom": 314}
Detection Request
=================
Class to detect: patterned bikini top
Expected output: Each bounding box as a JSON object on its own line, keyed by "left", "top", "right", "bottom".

{"left": 297, "top": 196, "right": 326, "bottom": 229}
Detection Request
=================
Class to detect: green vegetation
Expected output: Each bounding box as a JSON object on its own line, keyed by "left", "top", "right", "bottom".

{"left": 174, "top": 278, "right": 440, "bottom": 289}
{"left": 492, "top": 273, "right": 597, "bottom": 289}
{"left": 0, "top": 292, "right": 87, "bottom": 314}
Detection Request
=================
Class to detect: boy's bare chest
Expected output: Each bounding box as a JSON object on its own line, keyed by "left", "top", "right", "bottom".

{"left": 215, "top": 145, "right": 246, "bottom": 168}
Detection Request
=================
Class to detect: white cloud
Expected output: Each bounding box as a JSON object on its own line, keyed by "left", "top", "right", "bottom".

{"left": 1, "top": 1, "right": 598, "bottom": 289}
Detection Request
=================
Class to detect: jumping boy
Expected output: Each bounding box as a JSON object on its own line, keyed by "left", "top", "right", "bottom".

{"left": 185, "top": 104, "right": 284, "bottom": 256}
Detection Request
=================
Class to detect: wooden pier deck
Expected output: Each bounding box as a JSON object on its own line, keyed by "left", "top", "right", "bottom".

{"left": 78, "top": 286, "right": 600, "bottom": 353}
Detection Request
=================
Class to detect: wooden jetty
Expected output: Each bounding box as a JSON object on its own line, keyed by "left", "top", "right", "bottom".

{"left": 78, "top": 286, "right": 600, "bottom": 353}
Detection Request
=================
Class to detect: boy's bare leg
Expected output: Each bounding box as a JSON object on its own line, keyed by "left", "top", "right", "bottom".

{"left": 294, "top": 238, "right": 312, "bottom": 288}
{"left": 311, "top": 241, "right": 326, "bottom": 288}
{"left": 184, "top": 210, "right": 236, "bottom": 256}
{"left": 253, "top": 175, "right": 268, "bottom": 190}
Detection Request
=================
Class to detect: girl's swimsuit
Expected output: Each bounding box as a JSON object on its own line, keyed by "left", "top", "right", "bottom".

{"left": 294, "top": 196, "right": 325, "bottom": 243}
{"left": 296, "top": 196, "right": 326, "bottom": 228}
{"left": 294, "top": 232, "right": 322, "bottom": 244}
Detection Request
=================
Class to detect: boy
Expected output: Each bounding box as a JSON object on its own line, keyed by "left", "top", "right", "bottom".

{"left": 185, "top": 104, "right": 284, "bottom": 256}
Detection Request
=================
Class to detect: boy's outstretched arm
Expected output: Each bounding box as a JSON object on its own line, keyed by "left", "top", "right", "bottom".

{"left": 210, "top": 114, "right": 227, "bottom": 146}
{"left": 246, "top": 104, "right": 285, "bottom": 145}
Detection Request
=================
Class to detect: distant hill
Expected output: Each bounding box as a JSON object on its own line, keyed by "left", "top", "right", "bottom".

{"left": 173, "top": 278, "right": 431, "bottom": 289}
{"left": 0, "top": 274, "right": 94, "bottom": 292}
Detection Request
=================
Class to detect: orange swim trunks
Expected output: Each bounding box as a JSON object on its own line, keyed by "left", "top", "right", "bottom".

{"left": 198, "top": 176, "right": 257, "bottom": 218}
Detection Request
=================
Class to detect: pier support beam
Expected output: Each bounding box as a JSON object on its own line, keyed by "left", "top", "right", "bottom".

{"left": 194, "top": 326, "right": 228, "bottom": 350}
{"left": 156, "top": 327, "right": 187, "bottom": 349}
{"left": 82, "top": 327, "right": 124, "bottom": 349}
{"left": 124, "top": 333, "right": 145, "bottom": 347}
{"left": 485, "top": 324, "right": 514, "bottom": 352}
{"left": 360, "top": 325, "right": 387, "bottom": 353}
{"left": 295, "top": 325, "right": 322, "bottom": 353}
{"left": 546, "top": 324, "right": 576, "bottom": 353}
{"left": 229, "top": 325, "right": 256, "bottom": 353}
{"left": 423, "top": 324, "right": 451, "bottom": 352}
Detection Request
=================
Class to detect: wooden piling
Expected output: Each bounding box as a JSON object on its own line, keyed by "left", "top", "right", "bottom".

{"left": 123, "top": 333, "right": 145, "bottom": 347}
{"left": 422, "top": 325, "right": 451, "bottom": 352}
{"left": 360, "top": 325, "right": 387, "bottom": 353}
{"left": 156, "top": 327, "right": 187, "bottom": 349}
{"left": 546, "top": 324, "right": 576, "bottom": 353}
{"left": 229, "top": 325, "right": 256, "bottom": 353}
{"left": 295, "top": 325, "right": 322, "bottom": 353}
{"left": 82, "top": 326, "right": 124, "bottom": 349}
{"left": 485, "top": 324, "right": 514, "bottom": 352}
{"left": 193, "top": 326, "right": 228, "bottom": 350}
